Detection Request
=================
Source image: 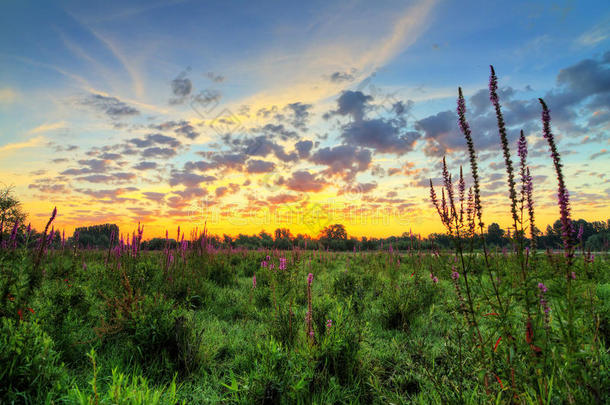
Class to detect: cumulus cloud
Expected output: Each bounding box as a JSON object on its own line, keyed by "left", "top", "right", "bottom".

{"left": 246, "top": 159, "right": 276, "bottom": 173}
{"left": 133, "top": 161, "right": 157, "bottom": 170}
{"left": 295, "top": 140, "right": 313, "bottom": 159}
{"left": 82, "top": 94, "right": 139, "bottom": 119}
{"left": 310, "top": 145, "right": 371, "bottom": 180}
{"left": 285, "top": 170, "right": 329, "bottom": 192}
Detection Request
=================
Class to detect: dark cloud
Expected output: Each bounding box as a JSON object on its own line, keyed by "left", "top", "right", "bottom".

{"left": 174, "top": 122, "right": 200, "bottom": 139}
{"left": 169, "top": 72, "right": 192, "bottom": 104}
{"left": 328, "top": 90, "right": 372, "bottom": 121}
{"left": 169, "top": 170, "right": 216, "bottom": 187}
{"left": 310, "top": 145, "right": 371, "bottom": 180}
{"left": 133, "top": 161, "right": 157, "bottom": 170}
{"left": 184, "top": 160, "right": 215, "bottom": 172}
{"left": 142, "top": 191, "right": 165, "bottom": 203}
{"left": 267, "top": 193, "right": 300, "bottom": 204}
{"left": 246, "top": 159, "right": 276, "bottom": 173}
{"left": 285, "top": 170, "right": 329, "bottom": 192}
{"left": 284, "top": 102, "right": 312, "bottom": 130}
{"left": 206, "top": 72, "right": 225, "bottom": 83}
{"left": 130, "top": 134, "right": 181, "bottom": 148}
{"left": 341, "top": 119, "right": 420, "bottom": 155}
{"left": 82, "top": 94, "right": 139, "bottom": 119}
{"left": 141, "top": 147, "right": 177, "bottom": 159}
{"left": 60, "top": 159, "right": 112, "bottom": 175}
{"left": 242, "top": 136, "right": 298, "bottom": 162}
{"left": 329, "top": 70, "right": 356, "bottom": 83}
{"left": 295, "top": 140, "right": 313, "bottom": 159}
{"left": 338, "top": 182, "right": 377, "bottom": 195}
{"left": 28, "top": 178, "right": 68, "bottom": 194}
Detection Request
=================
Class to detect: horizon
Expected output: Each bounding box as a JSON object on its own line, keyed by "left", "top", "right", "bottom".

{"left": 1, "top": 0, "right": 609, "bottom": 239}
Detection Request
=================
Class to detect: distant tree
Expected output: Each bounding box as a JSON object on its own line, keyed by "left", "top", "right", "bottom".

{"left": 320, "top": 224, "right": 347, "bottom": 240}
{"left": 486, "top": 223, "right": 505, "bottom": 247}
{"left": 0, "top": 186, "right": 27, "bottom": 241}
{"left": 74, "top": 224, "right": 118, "bottom": 249}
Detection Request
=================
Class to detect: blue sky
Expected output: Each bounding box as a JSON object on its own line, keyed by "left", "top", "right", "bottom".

{"left": 0, "top": 0, "right": 608, "bottom": 237}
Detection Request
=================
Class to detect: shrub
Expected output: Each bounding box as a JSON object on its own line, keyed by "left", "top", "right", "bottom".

{"left": 0, "top": 318, "right": 67, "bottom": 402}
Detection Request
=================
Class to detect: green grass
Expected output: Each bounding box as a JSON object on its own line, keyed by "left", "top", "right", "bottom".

{"left": 0, "top": 247, "right": 608, "bottom": 404}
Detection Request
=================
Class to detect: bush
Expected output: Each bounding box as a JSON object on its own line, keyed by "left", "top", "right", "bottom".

{"left": 0, "top": 318, "right": 67, "bottom": 402}
{"left": 380, "top": 276, "right": 438, "bottom": 331}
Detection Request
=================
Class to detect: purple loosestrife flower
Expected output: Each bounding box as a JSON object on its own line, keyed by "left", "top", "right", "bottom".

{"left": 307, "top": 273, "right": 314, "bottom": 286}
{"left": 252, "top": 274, "right": 257, "bottom": 289}
{"left": 577, "top": 224, "right": 584, "bottom": 242}
{"left": 457, "top": 87, "right": 483, "bottom": 230}
{"left": 489, "top": 66, "right": 519, "bottom": 228}
{"left": 279, "top": 257, "right": 287, "bottom": 270}
{"left": 540, "top": 98, "right": 574, "bottom": 253}
{"left": 326, "top": 319, "right": 333, "bottom": 329}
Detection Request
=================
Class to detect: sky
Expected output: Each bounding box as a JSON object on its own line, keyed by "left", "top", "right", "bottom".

{"left": 0, "top": 0, "right": 609, "bottom": 239}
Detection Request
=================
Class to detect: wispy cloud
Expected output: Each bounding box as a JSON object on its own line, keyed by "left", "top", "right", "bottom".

{"left": 27, "top": 121, "right": 67, "bottom": 135}
{"left": 0, "top": 136, "right": 46, "bottom": 154}
{"left": 577, "top": 19, "right": 610, "bottom": 46}
{"left": 0, "top": 88, "right": 18, "bottom": 104}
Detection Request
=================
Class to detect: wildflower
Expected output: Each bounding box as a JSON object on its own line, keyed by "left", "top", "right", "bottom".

{"left": 279, "top": 257, "right": 287, "bottom": 270}
{"left": 489, "top": 66, "right": 519, "bottom": 227}
{"left": 540, "top": 98, "right": 574, "bottom": 253}
{"left": 326, "top": 319, "right": 333, "bottom": 329}
{"left": 261, "top": 260, "right": 267, "bottom": 268}
{"left": 433, "top": 276, "right": 438, "bottom": 284}
{"left": 307, "top": 273, "right": 314, "bottom": 285}
{"left": 28, "top": 307, "right": 35, "bottom": 314}
{"left": 537, "top": 282, "right": 548, "bottom": 293}
{"left": 457, "top": 87, "right": 483, "bottom": 230}
{"left": 18, "top": 309, "right": 23, "bottom": 321}
{"left": 252, "top": 274, "right": 257, "bottom": 289}
{"left": 451, "top": 270, "right": 460, "bottom": 280}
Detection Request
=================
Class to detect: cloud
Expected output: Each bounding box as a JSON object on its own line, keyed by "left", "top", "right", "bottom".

{"left": 310, "top": 145, "right": 371, "bottom": 179}
{"left": 590, "top": 149, "right": 609, "bottom": 160}
{"left": 169, "top": 170, "right": 216, "bottom": 187}
{"left": 577, "top": 20, "right": 610, "bottom": 46}
{"left": 26, "top": 121, "right": 67, "bottom": 135}
{"left": 0, "top": 136, "right": 45, "bottom": 154}
{"left": 0, "top": 88, "right": 18, "bottom": 104}
{"left": 142, "top": 191, "right": 166, "bottom": 203}
{"left": 141, "top": 147, "right": 178, "bottom": 159}
{"left": 328, "top": 70, "right": 356, "bottom": 83}
{"left": 169, "top": 71, "right": 192, "bottom": 104}
{"left": 246, "top": 159, "right": 276, "bottom": 173}
{"left": 328, "top": 90, "right": 372, "bottom": 121}
{"left": 341, "top": 119, "right": 420, "bottom": 155}
{"left": 284, "top": 102, "right": 313, "bottom": 130}
{"left": 130, "top": 133, "right": 181, "bottom": 148}
{"left": 82, "top": 93, "right": 140, "bottom": 119}
{"left": 133, "top": 161, "right": 157, "bottom": 170}
{"left": 267, "top": 193, "right": 300, "bottom": 204}
{"left": 206, "top": 72, "right": 225, "bottom": 83}
{"left": 295, "top": 140, "right": 313, "bottom": 158}
{"left": 61, "top": 158, "right": 112, "bottom": 175}
{"left": 285, "top": 170, "right": 329, "bottom": 192}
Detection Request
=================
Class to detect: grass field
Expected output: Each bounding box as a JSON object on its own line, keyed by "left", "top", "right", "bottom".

{"left": 1, "top": 240, "right": 608, "bottom": 404}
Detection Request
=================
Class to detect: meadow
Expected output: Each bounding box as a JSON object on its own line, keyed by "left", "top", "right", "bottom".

{"left": 1, "top": 67, "right": 609, "bottom": 404}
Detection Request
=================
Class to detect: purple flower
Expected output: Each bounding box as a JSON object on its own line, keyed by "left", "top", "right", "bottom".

{"left": 326, "top": 319, "right": 333, "bottom": 329}
{"left": 537, "top": 282, "right": 548, "bottom": 293}
{"left": 252, "top": 274, "right": 257, "bottom": 289}
{"left": 451, "top": 271, "right": 460, "bottom": 280}
{"left": 307, "top": 273, "right": 314, "bottom": 286}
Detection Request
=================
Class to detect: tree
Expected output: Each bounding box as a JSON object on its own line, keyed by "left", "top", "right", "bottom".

{"left": 0, "top": 185, "right": 27, "bottom": 240}
{"left": 486, "top": 223, "right": 505, "bottom": 246}
{"left": 320, "top": 224, "right": 347, "bottom": 240}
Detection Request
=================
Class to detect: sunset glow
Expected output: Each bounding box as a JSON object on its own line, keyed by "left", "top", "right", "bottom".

{"left": 1, "top": 0, "right": 608, "bottom": 239}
